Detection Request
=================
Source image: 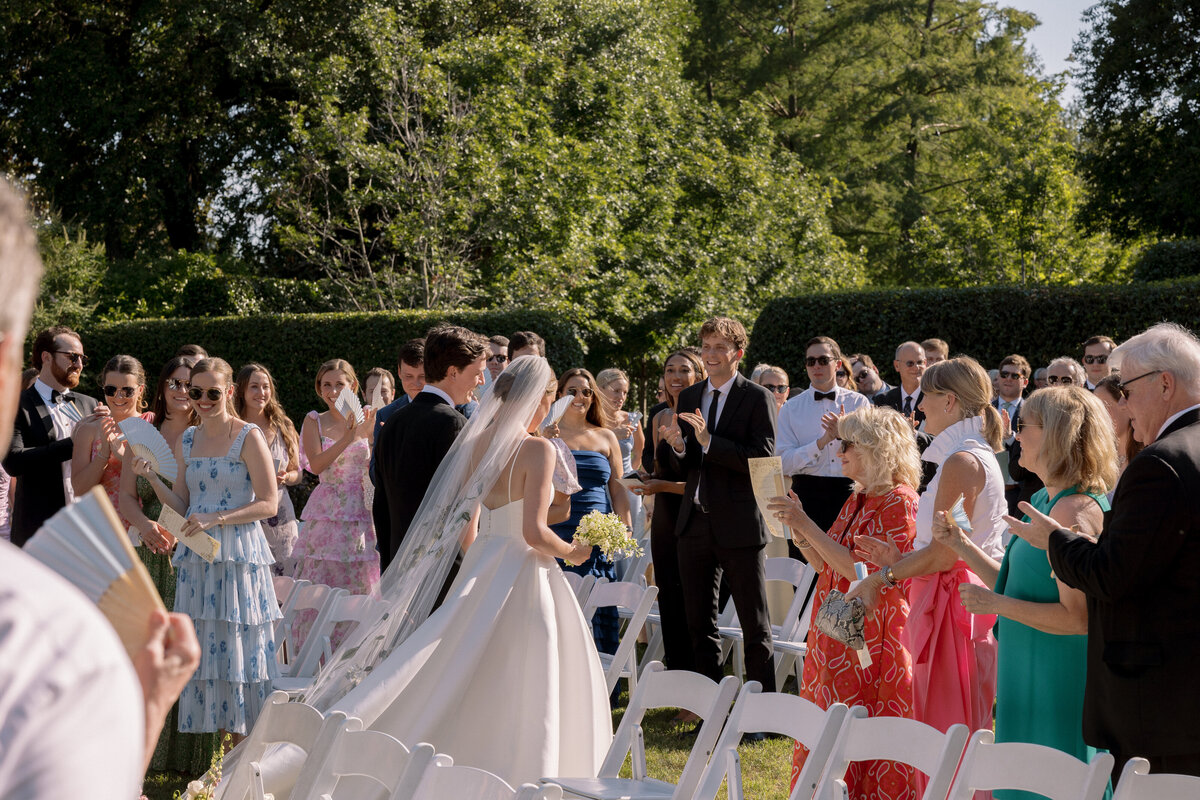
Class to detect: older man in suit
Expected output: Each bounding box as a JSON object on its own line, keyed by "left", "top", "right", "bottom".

{"left": 661, "top": 317, "right": 778, "bottom": 707}
{"left": 1009, "top": 322, "right": 1200, "bottom": 781}
{"left": 3, "top": 325, "right": 102, "bottom": 546}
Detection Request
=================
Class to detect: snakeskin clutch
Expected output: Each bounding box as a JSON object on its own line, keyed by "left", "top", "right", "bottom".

{"left": 813, "top": 589, "right": 866, "bottom": 650}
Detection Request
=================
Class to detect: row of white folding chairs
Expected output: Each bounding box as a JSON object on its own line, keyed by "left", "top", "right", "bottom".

{"left": 536, "top": 661, "right": 1167, "bottom": 800}
{"left": 219, "top": 692, "right": 563, "bottom": 800}
{"left": 561, "top": 571, "right": 659, "bottom": 697}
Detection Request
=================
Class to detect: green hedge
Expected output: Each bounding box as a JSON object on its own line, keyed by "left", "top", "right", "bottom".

{"left": 1131, "top": 240, "right": 1200, "bottom": 283}
{"left": 747, "top": 280, "right": 1200, "bottom": 385}
{"left": 77, "top": 309, "right": 588, "bottom": 425}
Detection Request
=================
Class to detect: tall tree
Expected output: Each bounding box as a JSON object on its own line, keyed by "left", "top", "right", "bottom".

{"left": 1075, "top": 0, "right": 1200, "bottom": 240}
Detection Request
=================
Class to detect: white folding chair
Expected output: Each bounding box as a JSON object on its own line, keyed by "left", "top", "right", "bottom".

{"left": 274, "top": 582, "right": 343, "bottom": 672}
{"left": 542, "top": 662, "right": 740, "bottom": 800}
{"left": 218, "top": 691, "right": 328, "bottom": 800}
{"left": 582, "top": 581, "right": 658, "bottom": 695}
{"left": 1113, "top": 757, "right": 1200, "bottom": 800}
{"left": 814, "top": 714, "right": 969, "bottom": 800}
{"left": 291, "top": 712, "right": 437, "bottom": 800}
{"left": 271, "top": 577, "right": 310, "bottom": 666}
{"left": 277, "top": 591, "right": 387, "bottom": 688}
{"left": 272, "top": 574, "right": 301, "bottom": 609}
{"left": 947, "top": 729, "right": 1113, "bottom": 800}
{"left": 562, "top": 571, "right": 597, "bottom": 607}
{"left": 717, "top": 557, "right": 818, "bottom": 688}
{"left": 692, "top": 681, "right": 850, "bottom": 800}
{"left": 400, "top": 756, "right": 564, "bottom": 800}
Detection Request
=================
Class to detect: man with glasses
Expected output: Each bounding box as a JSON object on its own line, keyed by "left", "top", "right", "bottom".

{"left": 992, "top": 355, "right": 1037, "bottom": 515}
{"left": 1046, "top": 357, "right": 1087, "bottom": 388}
{"left": 486, "top": 334, "right": 509, "bottom": 381}
{"left": 777, "top": 337, "right": 870, "bottom": 561}
{"left": 875, "top": 341, "right": 927, "bottom": 424}
{"left": 848, "top": 353, "right": 892, "bottom": 400}
{"left": 3, "top": 325, "right": 102, "bottom": 546}
{"left": 1008, "top": 322, "right": 1200, "bottom": 781}
{"left": 1082, "top": 335, "right": 1116, "bottom": 390}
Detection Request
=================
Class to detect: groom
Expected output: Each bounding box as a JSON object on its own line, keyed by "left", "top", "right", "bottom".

{"left": 374, "top": 325, "right": 488, "bottom": 572}
{"left": 661, "top": 316, "right": 779, "bottom": 697}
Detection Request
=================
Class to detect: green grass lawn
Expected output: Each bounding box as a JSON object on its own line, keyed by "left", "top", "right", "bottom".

{"left": 144, "top": 688, "right": 796, "bottom": 800}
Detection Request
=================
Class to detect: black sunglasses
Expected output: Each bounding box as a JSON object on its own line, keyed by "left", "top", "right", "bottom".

{"left": 836, "top": 370, "right": 848, "bottom": 379}
{"left": 998, "top": 370, "right": 1024, "bottom": 380}
{"left": 165, "top": 378, "right": 190, "bottom": 391}
{"left": 103, "top": 385, "right": 137, "bottom": 398}
{"left": 1047, "top": 375, "right": 1074, "bottom": 385}
{"left": 806, "top": 355, "right": 833, "bottom": 367}
{"left": 187, "top": 387, "right": 225, "bottom": 402}
{"left": 854, "top": 370, "right": 872, "bottom": 382}
{"left": 55, "top": 350, "right": 89, "bottom": 366}
{"left": 761, "top": 383, "right": 789, "bottom": 394}
{"left": 487, "top": 354, "right": 509, "bottom": 363}
{"left": 900, "top": 359, "right": 926, "bottom": 369}
{"left": 1083, "top": 354, "right": 1108, "bottom": 365}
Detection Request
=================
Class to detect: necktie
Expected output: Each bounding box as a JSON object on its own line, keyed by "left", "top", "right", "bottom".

{"left": 814, "top": 391, "right": 835, "bottom": 402}
{"left": 699, "top": 389, "right": 721, "bottom": 509}
{"left": 903, "top": 395, "right": 912, "bottom": 416}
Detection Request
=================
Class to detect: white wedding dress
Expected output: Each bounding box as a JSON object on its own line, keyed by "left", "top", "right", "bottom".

{"left": 329, "top": 496, "right": 612, "bottom": 784}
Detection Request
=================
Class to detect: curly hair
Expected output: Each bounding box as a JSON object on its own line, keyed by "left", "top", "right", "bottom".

{"left": 837, "top": 406, "right": 922, "bottom": 495}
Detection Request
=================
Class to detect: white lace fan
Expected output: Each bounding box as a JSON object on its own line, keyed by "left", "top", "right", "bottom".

{"left": 118, "top": 416, "right": 178, "bottom": 483}
{"left": 336, "top": 385, "right": 365, "bottom": 424}
{"left": 25, "top": 486, "right": 166, "bottom": 658}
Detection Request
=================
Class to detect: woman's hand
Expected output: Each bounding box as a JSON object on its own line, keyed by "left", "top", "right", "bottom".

{"left": 338, "top": 413, "right": 361, "bottom": 445}
{"left": 566, "top": 540, "right": 593, "bottom": 566}
{"left": 958, "top": 582, "right": 1000, "bottom": 615}
{"left": 630, "top": 478, "right": 669, "bottom": 497}
{"left": 766, "top": 490, "right": 809, "bottom": 532}
{"left": 130, "top": 456, "right": 157, "bottom": 480}
{"left": 180, "top": 512, "right": 220, "bottom": 539}
{"left": 540, "top": 421, "right": 561, "bottom": 439}
{"left": 931, "top": 510, "right": 969, "bottom": 553}
{"left": 845, "top": 572, "right": 884, "bottom": 610}
{"left": 140, "top": 522, "right": 177, "bottom": 555}
{"left": 359, "top": 406, "right": 377, "bottom": 437}
{"left": 854, "top": 535, "right": 902, "bottom": 568}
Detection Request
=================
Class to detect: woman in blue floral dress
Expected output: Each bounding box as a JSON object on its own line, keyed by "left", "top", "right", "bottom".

{"left": 134, "top": 357, "right": 281, "bottom": 746}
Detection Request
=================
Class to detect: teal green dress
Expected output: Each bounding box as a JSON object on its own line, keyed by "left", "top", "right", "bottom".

{"left": 135, "top": 474, "right": 222, "bottom": 775}
{"left": 993, "top": 487, "right": 1111, "bottom": 800}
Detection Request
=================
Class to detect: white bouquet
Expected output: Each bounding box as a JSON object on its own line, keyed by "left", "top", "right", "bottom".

{"left": 567, "top": 510, "right": 643, "bottom": 565}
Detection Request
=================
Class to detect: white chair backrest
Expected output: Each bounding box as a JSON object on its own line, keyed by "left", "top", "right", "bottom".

{"left": 598, "top": 662, "right": 740, "bottom": 799}
{"left": 947, "top": 729, "right": 1113, "bottom": 800}
{"left": 819, "top": 714, "right": 969, "bottom": 800}
{"left": 273, "top": 575, "right": 300, "bottom": 607}
{"left": 562, "top": 571, "right": 596, "bottom": 606}
{"left": 584, "top": 581, "right": 658, "bottom": 693}
{"left": 693, "top": 682, "right": 850, "bottom": 800}
{"left": 770, "top": 558, "right": 819, "bottom": 640}
{"left": 1113, "top": 757, "right": 1200, "bottom": 800}
{"left": 272, "top": 578, "right": 312, "bottom": 645}
{"left": 403, "top": 759, "right": 562, "bottom": 800}
{"left": 290, "top": 592, "right": 387, "bottom": 677}
{"left": 583, "top": 579, "right": 650, "bottom": 618}
{"left": 220, "top": 691, "right": 326, "bottom": 800}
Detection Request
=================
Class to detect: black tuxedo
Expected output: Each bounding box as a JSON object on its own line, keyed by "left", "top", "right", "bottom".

{"left": 3, "top": 385, "right": 98, "bottom": 546}
{"left": 1049, "top": 408, "right": 1200, "bottom": 776}
{"left": 374, "top": 391, "right": 466, "bottom": 572}
{"left": 666, "top": 373, "right": 778, "bottom": 690}
{"left": 993, "top": 396, "right": 1042, "bottom": 514}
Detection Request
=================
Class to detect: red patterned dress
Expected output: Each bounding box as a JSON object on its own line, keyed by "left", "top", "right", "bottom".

{"left": 791, "top": 485, "right": 920, "bottom": 800}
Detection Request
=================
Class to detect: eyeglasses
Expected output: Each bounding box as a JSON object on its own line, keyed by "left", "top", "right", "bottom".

{"left": 806, "top": 355, "right": 833, "bottom": 367}
{"left": 1015, "top": 418, "right": 1041, "bottom": 433}
{"left": 839, "top": 440, "right": 856, "bottom": 453}
{"left": 103, "top": 385, "right": 137, "bottom": 398}
{"left": 187, "top": 387, "right": 225, "bottom": 402}
{"left": 487, "top": 354, "right": 508, "bottom": 363}
{"left": 55, "top": 351, "right": 88, "bottom": 366}
{"left": 761, "top": 384, "right": 789, "bottom": 394}
{"left": 836, "top": 370, "right": 848, "bottom": 379}
{"left": 165, "top": 378, "right": 190, "bottom": 391}
{"left": 565, "top": 387, "right": 594, "bottom": 398}
{"left": 854, "top": 370, "right": 872, "bottom": 382}
{"left": 999, "top": 370, "right": 1024, "bottom": 380}
{"left": 1083, "top": 354, "right": 1108, "bottom": 365}
{"left": 1047, "top": 375, "right": 1074, "bottom": 385}
{"left": 1116, "top": 370, "right": 1161, "bottom": 398}
{"left": 900, "top": 360, "right": 926, "bottom": 369}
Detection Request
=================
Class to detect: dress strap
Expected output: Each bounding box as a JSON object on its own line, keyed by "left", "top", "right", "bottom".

{"left": 181, "top": 426, "right": 196, "bottom": 459}
{"left": 1047, "top": 485, "right": 1111, "bottom": 514}
{"left": 229, "top": 423, "right": 256, "bottom": 459}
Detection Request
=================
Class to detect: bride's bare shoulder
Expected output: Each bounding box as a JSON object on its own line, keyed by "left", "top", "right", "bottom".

{"left": 518, "top": 436, "right": 556, "bottom": 464}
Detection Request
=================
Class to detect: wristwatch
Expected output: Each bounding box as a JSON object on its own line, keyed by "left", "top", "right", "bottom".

{"left": 880, "top": 565, "right": 898, "bottom": 588}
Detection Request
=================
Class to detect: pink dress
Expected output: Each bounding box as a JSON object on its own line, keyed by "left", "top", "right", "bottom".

{"left": 91, "top": 411, "right": 155, "bottom": 530}
{"left": 293, "top": 411, "right": 381, "bottom": 649}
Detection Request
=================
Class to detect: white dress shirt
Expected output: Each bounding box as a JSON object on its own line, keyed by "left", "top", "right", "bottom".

{"left": 419, "top": 384, "right": 456, "bottom": 406}
{"left": 33, "top": 377, "right": 78, "bottom": 503}
{"left": 776, "top": 385, "right": 870, "bottom": 477}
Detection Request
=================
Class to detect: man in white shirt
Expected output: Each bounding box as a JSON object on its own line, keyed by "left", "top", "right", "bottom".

{"left": 777, "top": 336, "right": 870, "bottom": 559}
{"left": 0, "top": 178, "right": 200, "bottom": 798}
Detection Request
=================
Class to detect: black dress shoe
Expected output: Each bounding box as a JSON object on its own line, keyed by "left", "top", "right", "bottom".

{"left": 743, "top": 731, "right": 787, "bottom": 743}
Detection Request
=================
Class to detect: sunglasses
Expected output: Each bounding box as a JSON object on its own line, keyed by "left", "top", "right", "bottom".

{"left": 1116, "top": 369, "right": 1161, "bottom": 398}
{"left": 55, "top": 350, "right": 89, "bottom": 366}
{"left": 761, "top": 383, "right": 789, "bottom": 394}
{"left": 839, "top": 440, "right": 856, "bottom": 453}
{"left": 1047, "top": 375, "right": 1074, "bottom": 385}
{"left": 166, "top": 378, "right": 190, "bottom": 391}
{"left": 999, "top": 370, "right": 1024, "bottom": 380}
{"left": 565, "top": 387, "right": 594, "bottom": 398}
{"left": 900, "top": 360, "right": 926, "bottom": 369}
{"left": 1083, "top": 354, "right": 1108, "bottom": 365}
{"left": 854, "top": 370, "right": 872, "bottom": 382}
{"left": 187, "top": 387, "right": 226, "bottom": 402}
{"left": 1016, "top": 418, "right": 1041, "bottom": 433}
{"left": 806, "top": 355, "right": 833, "bottom": 367}
{"left": 103, "top": 385, "right": 137, "bottom": 398}
{"left": 487, "top": 354, "right": 509, "bottom": 363}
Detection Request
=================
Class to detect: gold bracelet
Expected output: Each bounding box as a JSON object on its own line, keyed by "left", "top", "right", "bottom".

{"left": 794, "top": 539, "right": 812, "bottom": 549}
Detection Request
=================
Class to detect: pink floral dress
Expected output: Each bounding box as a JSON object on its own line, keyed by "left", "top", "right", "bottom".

{"left": 292, "top": 411, "right": 381, "bottom": 649}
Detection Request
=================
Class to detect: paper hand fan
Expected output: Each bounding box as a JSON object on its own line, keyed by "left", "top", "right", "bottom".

{"left": 336, "top": 385, "right": 365, "bottom": 424}
{"left": 369, "top": 380, "right": 384, "bottom": 409}
{"left": 543, "top": 395, "right": 571, "bottom": 429}
{"left": 25, "top": 486, "right": 167, "bottom": 659}
{"left": 950, "top": 494, "right": 973, "bottom": 533}
{"left": 118, "top": 416, "right": 178, "bottom": 483}
{"left": 55, "top": 396, "right": 85, "bottom": 424}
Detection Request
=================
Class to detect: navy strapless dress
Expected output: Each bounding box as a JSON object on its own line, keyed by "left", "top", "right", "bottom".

{"left": 551, "top": 450, "right": 618, "bottom": 654}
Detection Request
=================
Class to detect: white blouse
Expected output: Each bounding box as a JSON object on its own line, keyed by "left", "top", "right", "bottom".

{"left": 914, "top": 415, "right": 1007, "bottom": 559}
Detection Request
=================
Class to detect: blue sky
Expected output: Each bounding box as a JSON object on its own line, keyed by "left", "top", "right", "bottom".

{"left": 1012, "top": 0, "right": 1095, "bottom": 106}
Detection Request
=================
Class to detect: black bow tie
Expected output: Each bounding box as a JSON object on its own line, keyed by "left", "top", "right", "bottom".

{"left": 51, "top": 389, "right": 74, "bottom": 403}
{"left": 814, "top": 391, "right": 836, "bottom": 402}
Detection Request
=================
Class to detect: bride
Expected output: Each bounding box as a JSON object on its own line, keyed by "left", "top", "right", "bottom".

{"left": 286, "top": 355, "right": 611, "bottom": 785}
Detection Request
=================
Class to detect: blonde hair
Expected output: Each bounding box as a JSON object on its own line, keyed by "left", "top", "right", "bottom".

{"left": 1020, "top": 387, "right": 1118, "bottom": 495}
{"left": 921, "top": 357, "right": 1004, "bottom": 451}
{"left": 838, "top": 406, "right": 922, "bottom": 495}
{"left": 314, "top": 359, "right": 359, "bottom": 402}
{"left": 595, "top": 368, "right": 629, "bottom": 389}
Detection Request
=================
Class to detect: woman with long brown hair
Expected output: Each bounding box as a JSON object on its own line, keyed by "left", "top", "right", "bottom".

{"left": 235, "top": 363, "right": 301, "bottom": 575}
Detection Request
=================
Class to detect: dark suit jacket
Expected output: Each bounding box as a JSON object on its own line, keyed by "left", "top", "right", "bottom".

{"left": 874, "top": 386, "right": 926, "bottom": 424}
{"left": 1048, "top": 408, "right": 1200, "bottom": 756}
{"left": 373, "top": 392, "right": 466, "bottom": 570}
{"left": 666, "top": 374, "right": 777, "bottom": 548}
{"left": 3, "top": 385, "right": 98, "bottom": 546}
